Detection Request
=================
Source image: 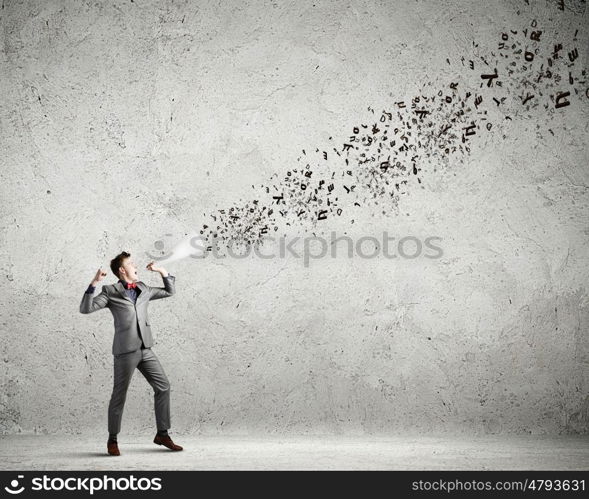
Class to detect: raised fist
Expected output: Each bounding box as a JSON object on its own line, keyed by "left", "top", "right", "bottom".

{"left": 92, "top": 268, "right": 107, "bottom": 285}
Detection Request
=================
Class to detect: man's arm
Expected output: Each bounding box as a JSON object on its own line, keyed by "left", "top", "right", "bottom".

{"left": 148, "top": 274, "right": 176, "bottom": 301}
{"left": 146, "top": 261, "right": 176, "bottom": 300}
{"left": 80, "top": 286, "right": 110, "bottom": 314}
{"left": 80, "top": 268, "right": 110, "bottom": 314}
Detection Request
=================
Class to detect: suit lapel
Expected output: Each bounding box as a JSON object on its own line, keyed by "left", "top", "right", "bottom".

{"left": 136, "top": 282, "right": 149, "bottom": 303}
{"left": 114, "top": 282, "right": 134, "bottom": 303}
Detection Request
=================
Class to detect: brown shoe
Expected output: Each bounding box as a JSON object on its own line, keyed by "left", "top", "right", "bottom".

{"left": 154, "top": 434, "right": 183, "bottom": 451}
{"left": 107, "top": 439, "right": 120, "bottom": 456}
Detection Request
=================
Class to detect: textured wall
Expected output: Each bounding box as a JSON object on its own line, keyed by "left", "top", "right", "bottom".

{"left": 1, "top": 0, "right": 588, "bottom": 436}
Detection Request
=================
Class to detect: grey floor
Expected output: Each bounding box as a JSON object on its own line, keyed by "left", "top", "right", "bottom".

{"left": 0, "top": 434, "right": 587, "bottom": 470}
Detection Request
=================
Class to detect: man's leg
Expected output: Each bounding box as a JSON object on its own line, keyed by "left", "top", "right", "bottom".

{"left": 137, "top": 348, "right": 171, "bottom": 432}
{"left": 108, "top": 350, "right": 141, "bottom": 436}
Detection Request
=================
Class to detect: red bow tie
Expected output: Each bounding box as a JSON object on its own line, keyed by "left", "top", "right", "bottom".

{"left": 124, "top": 282, "right": 137, "bottom": 289}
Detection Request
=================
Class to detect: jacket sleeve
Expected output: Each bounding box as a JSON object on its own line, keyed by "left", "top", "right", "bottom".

{"left": 79, "top": 286, "right": 110, "bottom": 314}
{"left": 148, "top": 275, "right": 176, "bottom": 301}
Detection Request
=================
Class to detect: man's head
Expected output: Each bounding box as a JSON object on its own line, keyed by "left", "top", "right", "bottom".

{"left": 110, "top": 251, "right": 138, "bottom": 282}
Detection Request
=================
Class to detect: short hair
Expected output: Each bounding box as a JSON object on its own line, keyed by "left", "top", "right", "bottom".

{"left": 110, "top": 251, "right": 131, "bottom": 279}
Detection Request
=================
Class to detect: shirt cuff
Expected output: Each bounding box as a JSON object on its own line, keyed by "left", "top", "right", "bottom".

{"left": 86, "top": 284, "right": 96, "bottom": 294}
{"left": 163, "top": 274, "right": 174, "bottom": 279}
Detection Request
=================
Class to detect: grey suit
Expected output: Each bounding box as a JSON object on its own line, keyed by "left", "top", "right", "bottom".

{"left": 80, "top": 275, "right": 176, "bottom": 434}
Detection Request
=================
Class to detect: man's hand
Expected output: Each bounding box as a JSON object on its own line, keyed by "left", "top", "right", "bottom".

{"left": 91, "top": 268, "right": 107, "bottom": 286}
{"left": 146, "top": 261, "right": 169, "bottom": 277}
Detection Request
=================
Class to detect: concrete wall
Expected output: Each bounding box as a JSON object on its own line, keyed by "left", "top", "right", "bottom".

{"left": 1, "top": 0, "right": 588, "bottom": 436}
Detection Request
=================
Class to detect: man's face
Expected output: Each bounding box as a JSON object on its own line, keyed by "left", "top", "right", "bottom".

{"left": 119, "top": 257, "right": 138, "bottom": 282}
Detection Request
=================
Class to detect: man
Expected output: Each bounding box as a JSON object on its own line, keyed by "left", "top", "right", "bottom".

{"left": 79, "top": 251, "right": 183, "bottom": 456}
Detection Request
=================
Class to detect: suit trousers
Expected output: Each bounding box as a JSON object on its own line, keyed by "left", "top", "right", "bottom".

{"left": 108, "top": 347, "right": 171, "bottom": 434}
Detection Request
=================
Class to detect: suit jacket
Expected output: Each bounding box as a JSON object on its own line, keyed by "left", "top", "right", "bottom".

{"left": 79, "top": 275, "right": 176, "bottom": 355}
